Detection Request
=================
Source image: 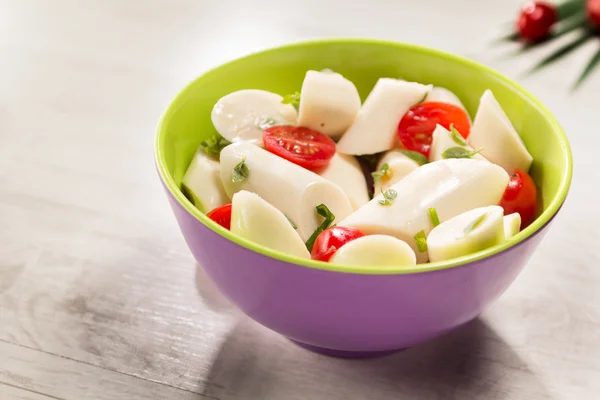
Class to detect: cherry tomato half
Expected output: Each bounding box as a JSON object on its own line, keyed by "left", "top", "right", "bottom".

{"left": 263, "top": 125, "right": 336, "bottom": 170}
{"left": 397, "top": 101, "right": 471, "bottom": 158}
{"left": 311, "top": 226, "right": 366, "bottom": 262}
{"left": 500, "top": 169, "right": 537, "bottom": 229}
{"left": 206, "top": 204, "right": 232, "bottom": 230}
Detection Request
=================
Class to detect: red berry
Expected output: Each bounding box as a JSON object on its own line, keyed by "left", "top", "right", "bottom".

{"left": 517, "top": 1, "right": 557, "bottom": 42}
{"left": 588, "top": 0, "right": 600, "bottom": 29}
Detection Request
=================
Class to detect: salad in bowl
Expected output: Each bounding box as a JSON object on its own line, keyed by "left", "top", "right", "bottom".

{"left": 181, "top": 69, "right": 536, "bottom": 268}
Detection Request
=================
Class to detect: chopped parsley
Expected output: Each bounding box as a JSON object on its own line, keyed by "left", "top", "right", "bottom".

{"left": 378, "top": 188, "right": 398, "bottom": 206}
{"left": 397, "top": 149, "right": 429, "bottom": 166}
{"left": 199, "top": 133, "right": 231, "bottom": 158}
{"left": 231, "top": 156, "right": 249, "bottom": 183}
{"left": 371, "top": 163, "right": 392, "bottom": 184}
{"left": 414, "top": 230, "right": 428, "bottom": 253}
{"left": 282, "top": 91, "right": 301, "bottom": 111}
{"left": 441, "top": 146, "right": 484, "bottom": 159}
{"left": 428, "top": 207, "right": 440, "bottom": 227}
{"left": 305, "top": 204, "right": 335, "bottom": 252}
{"left": 449, "top": 124, "right": 468, "bottom": 146}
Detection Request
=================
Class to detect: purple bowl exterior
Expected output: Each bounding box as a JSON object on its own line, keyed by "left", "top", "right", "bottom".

{"left": 164, "top": 183, "right": 556, "bottom": 353}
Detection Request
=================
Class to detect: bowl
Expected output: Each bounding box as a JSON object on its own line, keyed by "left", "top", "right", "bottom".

{"left": 155, "top": 39, "right": 572, "bottom": 358}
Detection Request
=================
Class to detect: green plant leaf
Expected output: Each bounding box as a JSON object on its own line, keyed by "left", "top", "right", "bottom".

{"left": 231, "top": 156, "right": 249, "bottom": 183}
{"left": 556, "top": 0, "right": 586, "bottom": 20}
{"left": 397, "top": 149, "right": 429, "bottom": 166}
{"left": 305, "top": 204, "right": 335, "bottom": 252}
{"left": 378, "top": 188, "right": 398, "bottom": 206}
{"left": 282, "top": 91, "right": 301, "bottom": 110}
{"left": 573, "top": 45, "right": 600, "bottom": 89}
{"left": 414, "top": 230, "right": 428, "bottom": 253}
{"left": 199, "top": 133, "right": 231, "bottom": 158}
{"left": 527, "top": 29, "right": 594, "bottom": 75}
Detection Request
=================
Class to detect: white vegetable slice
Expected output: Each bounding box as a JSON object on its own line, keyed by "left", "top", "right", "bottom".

{"left": 297, "top": 70, "right": 361, "bottom": 140}
{"left": 424, "top": 86, "right": 467, "bottom": 111}
{"left": 429, "top": 124, "right": 487, "bottom": 162}
{"left": 373, "top": 150, "right": 419, "bottom": 194}
{"left": 503, "top": 213, "right": 522, "bottom": 239}
{"left": 468, "top": 90, "right": 533, "bottom": 174}
{"left": 339, "top": 159, "right": 509, "bottom": 263}
{"left": 211, "top": 89, "right": 297, "bottom": 145}
{"left": 220, "top": 142, "right": 353, "bottom": 242}
{"left": 316, "top": 153, "right": 369, "bottom": 210}
{"left": 336, "top": 78, "right": 430, "bottom": 155}
{"left": 231, "top": 191, "right": 310, "bottom": 259}
{"left": 330, "top": 235, "right": 416, "bottom": 267}
{"left": 427, "top": 206, "right": 505, "bottom": 262}
{"left": 182, "top": 149, "right": 229, "bottom": 213}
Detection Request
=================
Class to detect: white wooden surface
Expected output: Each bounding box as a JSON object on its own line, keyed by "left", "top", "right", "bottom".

{"left": 0, "top": 0, "right": 598, "bottom": 399}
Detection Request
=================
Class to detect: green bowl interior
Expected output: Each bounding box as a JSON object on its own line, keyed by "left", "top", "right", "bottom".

{"left": 156, "top": 39, "right": 572, "bottom": 275}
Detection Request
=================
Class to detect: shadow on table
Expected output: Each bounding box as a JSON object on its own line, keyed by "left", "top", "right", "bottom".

{"left": 194, "top": 265, "right": 552, "bottom": 400}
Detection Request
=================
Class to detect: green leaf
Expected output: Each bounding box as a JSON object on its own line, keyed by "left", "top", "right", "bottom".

{"left": 199, "top": 133, "right": 231, "bottom": 158}
{"left": 371, "top": 163, "right": 391, "bottom": 184}
{"left": 464, "top": 213, "right": 488, "bottom": 235}
{"left": 449, "top": 124, "right": 467, "bottom": 146}
{"left": 414, "top": 230, "right": 428, "bottom": 253}
{"left": 428, "top": 207, "right": 440, "bottom": 227}
{"left": 527, "top": 29, "right": 594, "bottom": 75}
{"left": 556, "top": 0, "right": 586, "bottom": 20}
{"left": 285, "top": 215, "right": 298, "bottom": 230}
{"left": 305, "top": 204, "right": 336, "bottom": 252}
{"left": 282, "top": 91, "right": 301, "bottom": 111}
{"left": 397, "top": 149, "right": 429, "bottom": 166}
{"left": 231, "top": 156, "right": 249, "bottom": 183}
{"left": 442, "top": 146, "right": 484, "bottom": 159}
{"left": 378, "top": 188, "right": 398, "bottom": 206}
{"left": 573, "top": 45, "right": 600, "bottom": 89}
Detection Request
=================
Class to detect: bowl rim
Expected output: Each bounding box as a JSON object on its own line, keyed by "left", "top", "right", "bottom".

{"left": 154, "top": 37, "right": 573, "bottom": 275}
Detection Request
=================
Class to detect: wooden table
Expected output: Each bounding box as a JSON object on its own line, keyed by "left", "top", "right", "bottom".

{"left": 1, "top": 0, "right": 598, "bottom": 399}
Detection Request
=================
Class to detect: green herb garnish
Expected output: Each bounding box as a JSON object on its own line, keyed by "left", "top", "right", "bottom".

{"left": 378, "top": 188, "right": 398, "bottom": 206}
{"left": 441, "top": 146, "right": 484, "bottom": 159}
{"left": 371, "top": 163, "right": 391, "bottom": 184}
{"left": 428, "top": 207, "right": 440, "bottom": 227}
{"left": 397, "top": 149, "right": 429, "bottom": 166}
{"left": 305, "top": 204, "right": 335, "bottom": 252}
{"left": 414, "top": 230, "right": 428, "bottom": 253}
{"left": 199, "top": 133, "right": 231, "bottom": 157}
{"left": 282, "top": 91, "right": 301, "bottom": 111}
{"left": 231, "top": 156, "right": 249, "bottom": 183}
{"left": 463, "top": 213, "right": 487, "bottom": 235}
{"left": 449, "top": 124, "right": 468, "bottom": 146}
{"left": 285, "top": 215, "right": 298, "bottom": 230}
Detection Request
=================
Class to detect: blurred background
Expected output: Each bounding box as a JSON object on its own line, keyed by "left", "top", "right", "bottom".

{"left": 0, "top": 1, "right": 598, "bottom": 399}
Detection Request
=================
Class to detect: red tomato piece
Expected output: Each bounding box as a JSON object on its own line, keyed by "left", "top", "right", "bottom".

{"left": 500, "top": 169, "right": 538, "bottom": 229}
{"left": 311, "top": 226, "right": 366, "bottom": 262}
{"left": 263, "top": 125, "right": 336, "bottom": 170}
{"left": 206, "top": 204, "right": 232, "bottom": 230}
{"left": 397, "top": 101, "right": 471, "bottom": 158}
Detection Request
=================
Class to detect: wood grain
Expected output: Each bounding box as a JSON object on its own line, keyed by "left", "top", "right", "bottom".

{"left": 0, "top": 0, "right": 599, "bottom": 399}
